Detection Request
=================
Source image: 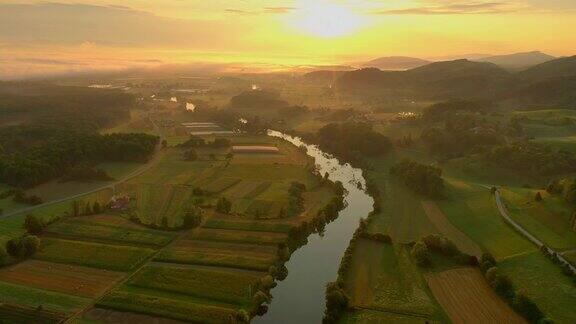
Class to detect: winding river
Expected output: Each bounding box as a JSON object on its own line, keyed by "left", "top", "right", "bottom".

{"left": 255, "top": 131, "right": 374, "bottom": 323}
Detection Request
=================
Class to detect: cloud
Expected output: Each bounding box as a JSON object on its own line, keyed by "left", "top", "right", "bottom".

{"left": 225, "top": 6, "right": 296, "bottom": 15}
{"left": 373, "top": 1, "right": 525, "bottom": 15}
{"left": 0, "top": 2, "right": 245, "bottom": 48}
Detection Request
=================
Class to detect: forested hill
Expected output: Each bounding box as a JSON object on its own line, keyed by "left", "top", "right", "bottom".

{"left": 328, "top": 56, "right": 576, "bottom": 107}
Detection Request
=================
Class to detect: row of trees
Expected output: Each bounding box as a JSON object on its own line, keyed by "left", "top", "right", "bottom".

{"left": 389, "top": 159, "right": 444, "bottom": 198}
{"left": 0, "top": 132, "right": 158, "bottom": 187}
{"left": 480, "top": 253, "right": 549, "bottom": 323}
{"left": 410, "top": 234, "right": 478, "bottom": 268}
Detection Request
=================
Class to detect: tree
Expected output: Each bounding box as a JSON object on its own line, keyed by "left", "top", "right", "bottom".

{"left": 161, "top": 216, "right": 168, "bottom": 229}
{"left": 491, "top": 274, "right": 514, "bottom": 300}
{"left": 21, "top": 235, "right": 40, "bottom": 257}
{"left": 259, "top": 275, "right": 276, "bottom": 290}
{"left": 183, "top": 148, "right": 198, "bottom": 161}
{"left": 93, "top": 201, "right": 101, "bottom": 214}
{"left": 485, "top": 267, "right": 499, "bottom": 284}
{"left": 411, "top": 241, "right": 431, "bottom": 267}
{"left": 183, "top": 210, "right": 202, "bottom": 229}
{"left": 24, "top": 215, "right": 45, "bottom": 235}
{"left": 253, "top": 291, "right": 270, "bottom": 305}
{"left": 6, "top": 235, "right": 39, "bottom": 259}
{"left": 161, "top": 139, "right": 168, "bottom": 148}
{"left": 277, "top": 244, "right": 290, "bottom": 262}
{"left": 216, "top": 197, "right": 232, "bottom": 214}
{"left": 513, "top": 293, "right": 544, "bottom": 322}
{"left": 84, "top": 203, "right": 93, "bottom": 215}
{"left": 535, "top": 191, "right": 543, "bottom": 202}
{"left": 0, "top": 246, "right": 8, "bottom": 266}
{"left": 236, "top": 309, "right": 250, "bottom": 323}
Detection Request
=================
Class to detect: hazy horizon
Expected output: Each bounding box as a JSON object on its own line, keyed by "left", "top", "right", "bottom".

{"left": 1, "top": 0, "right": 576, "bottom": 79}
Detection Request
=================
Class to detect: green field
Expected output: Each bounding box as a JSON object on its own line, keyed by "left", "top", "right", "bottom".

{"left": 437, "top": 183, "right": 536, "bottom": 260}
{"left": 0, "top": 281, "right": 89, "bottom": 315}
{"left": 127, "top": 264, "right": 261, "bottom": 306}
{"left": 45, "top": 217, "right": 176, "bottom": 248}
{"left": 0, "top": 189, "right": 113, "bottom": 245}
{"left": 499, "top": 251, "right": 576, "bottom": 323}
{"left": 344, "top": 240, "right": 445, "bottom": 321}
{"left": 34, "top": 238, "right": 155, "bottom": 271}
{"left": 98, "top": 285, "right": 238, "bottom": 323}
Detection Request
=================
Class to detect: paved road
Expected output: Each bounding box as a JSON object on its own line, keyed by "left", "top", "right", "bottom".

{"left": 1, "top": 115, "right": 164, "bottom": 220}
{"left": 493, "top": 189, "right": 576, "bottom": 273}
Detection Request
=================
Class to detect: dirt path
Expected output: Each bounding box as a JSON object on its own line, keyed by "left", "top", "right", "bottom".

{"left": 421, "top": 201, "right": 483, "bottom": 257}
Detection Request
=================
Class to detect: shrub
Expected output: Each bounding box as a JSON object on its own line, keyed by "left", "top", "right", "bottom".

{"left": 6, "top": 235, "right": 40, "bottom": 259}
{"left": 323, "top": 282, "right": 349, "bottom": 324}
{"left": 0, "top": 246, "right": 8, "bottom": 266}
{"left": 216, "top": 197, "right": 232, "bottom": 214}
{"left": 24, "top": 214, "right": 45, "bottom": 235}
{"left": 513, "top": 293, "right": 544, "bottom": 323}
{"left": 490, "top": 274, "right": 515, "bottom": 300}
{"left": 411, "top": 241, "right": 431, "bottom": 267}
{"left": 182, "top": 210, "right": 202, "bottom": 229}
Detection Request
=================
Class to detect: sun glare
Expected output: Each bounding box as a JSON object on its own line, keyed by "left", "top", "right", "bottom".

{"left": 286, "top": 1, "right": 363, "bottom": 38}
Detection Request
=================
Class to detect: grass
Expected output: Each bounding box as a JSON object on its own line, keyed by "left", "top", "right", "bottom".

{"left": 0, "top": 281, "right": 89, "bottom": 313}
{"left": 127, "top": 264, "right": 261, "bottom": 306}
{"left": 499, "top": 251, "right": 576, "bottom": 323}
{"left": 98, "top": 286, "right": 238, "bottom": 323}
{"left": 190, "top": 228, "right": 287, "bottom": 245}
{"left": 500, "top": 187, "right": 576, "bottom": 252}
{"left": 437, "top": 183, "right": 536, "bottom": 260}
{"left": 34, "top": 238, "right": 155, "bottom": 272}
{"left": 155, "top": 250, "right": 275, "bottom": 272}
{"left": 203, "top": 219, "right": 292, "bottom": 233}
{"left": 156, "top": 238, "right": 277, "bottom": 271}
{"left": 0, "top": 189, "right": 112, "bottom": 245}
{"left": 45, "top": 218, "right": 176, "bottom": 248}
{"left": 365, "top": 158, "right": 437, "bottom": 243}
{"left": 340, "top": 309, "right": 435, "bottom": 324}
{"left": 345, "top": 240, "right": 444, "bottom": 320}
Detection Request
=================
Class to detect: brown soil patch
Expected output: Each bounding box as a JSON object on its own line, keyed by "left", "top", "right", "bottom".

{"left": 425, "top": 267, "right": 526, "bottom": 324}
{"left": 0, "top": 260, "right": 125, "bottom": 298}
{"left": 421, "top": 201, "right": 483, "bottom": 256}
{"left": 84, "top": 307, "right": 186, "bottom": 324}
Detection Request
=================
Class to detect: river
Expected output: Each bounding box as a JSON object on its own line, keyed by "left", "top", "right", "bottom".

{"left": 254, "top": 130, "right": 374, "bottom": 324}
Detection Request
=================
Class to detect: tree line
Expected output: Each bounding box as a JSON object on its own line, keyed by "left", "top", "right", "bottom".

{"left": 0, "top": 132, "right": 158, "bottom": 187}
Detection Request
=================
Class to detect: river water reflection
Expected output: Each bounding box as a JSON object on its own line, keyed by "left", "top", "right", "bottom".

{"left": 254, "top": 130, "right": 374, "bottom": 323}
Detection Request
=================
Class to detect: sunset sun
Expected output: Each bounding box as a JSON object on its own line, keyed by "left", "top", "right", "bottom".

{"left": 286, "top": 0, "right": 363, "bottom": 38}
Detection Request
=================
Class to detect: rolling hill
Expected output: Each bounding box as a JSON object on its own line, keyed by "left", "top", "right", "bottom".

{"left": 517, "top": 56, "right": 576, "bottom": 80}
{"left": 477, "top": 51, "right": 555, "bottom": 70}
{"left": 361, "top": 56, "right": 430, "bottom": 71}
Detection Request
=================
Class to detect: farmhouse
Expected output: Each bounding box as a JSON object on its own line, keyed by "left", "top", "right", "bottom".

{"left": 232, "top": 145, "right": 280, "bottom": 154}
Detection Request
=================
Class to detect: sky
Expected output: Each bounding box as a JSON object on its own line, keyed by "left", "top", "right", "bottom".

{"left": 1, "top": 0, "right": 575, "bottom": 79}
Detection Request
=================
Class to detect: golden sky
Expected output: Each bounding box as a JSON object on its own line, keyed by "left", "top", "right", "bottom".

{"left": 1, "top": 0, "right": 575, "bottom": 79}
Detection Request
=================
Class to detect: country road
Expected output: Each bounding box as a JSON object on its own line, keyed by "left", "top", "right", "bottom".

{"left": 1, "top": 115, "right": 164, "bottom": 220}
{"left": 493, "top": 189, "right": 576, "bottom": 273}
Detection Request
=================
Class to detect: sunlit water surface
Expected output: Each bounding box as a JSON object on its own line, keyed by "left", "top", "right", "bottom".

{"left": 254, "top": 130, "right": 373, "bottom": 324}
